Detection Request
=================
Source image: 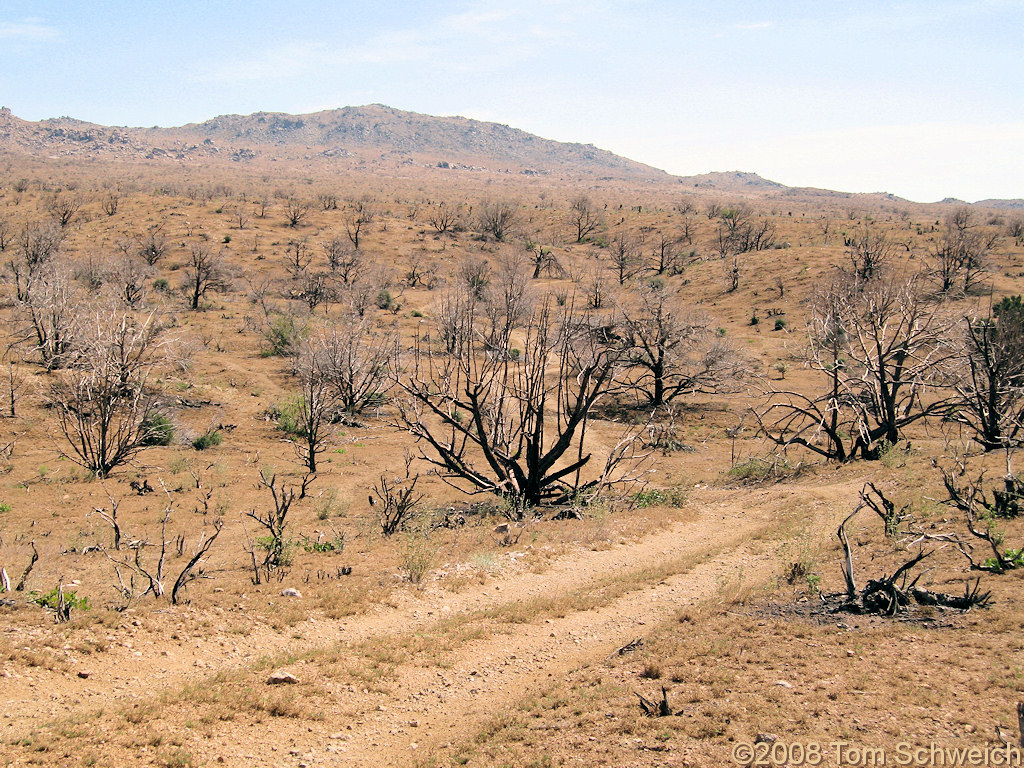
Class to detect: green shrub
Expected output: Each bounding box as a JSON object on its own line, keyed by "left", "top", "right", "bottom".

{"left": 985, "top": 548, "right": 1024, "bottom": 571}
{"left": 0, "top": 502, "right": 10, "bottom": 513}
{"left": 261, "top": 313, "right": 308, "bottom": 357}
{"left": 153, "top": 278, "right": 170, "bottom": 292}
{"left": 141, "top": 412, "right": 175, "bottom": 446}
{"left": 633, "top": 487, "right": 688, "bottom": 508}
{"left": 774, "top": 318, "right": 787, "bottom": 331}
{"left": 31, "top": 588, "right": 89, "bottom": 612}
{"left": 375, "top": 290, "right": 393, "bottom": 310}
{"left": 270, "top": 396, "right": 307, "bottom": 437}
{"left": 192, "top": 429, "right": 222, "bottom": 451}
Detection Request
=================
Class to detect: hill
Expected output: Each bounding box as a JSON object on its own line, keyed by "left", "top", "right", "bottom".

{"left": 0, "top": 104, "right": 669, "bottom": 182}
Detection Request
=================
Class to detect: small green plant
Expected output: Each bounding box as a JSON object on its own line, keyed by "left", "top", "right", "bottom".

{"left": 985, "top": 547, "right": 1024, "bottom": 571}
{"left": 0, "top": 502, "right": 10, "bottom": 513}
{"left": 774, "top": 318, "right": 787, "bottom": 331}
{"left": 410, "top": 309, "right": 423, "bottom": 318}
{"left": 632, "top": 487, "right": 688, "bottom": 508}
{"left": 301, "top": 532, "right": 345, "bottom": 553}
{"left": 222, "top": 235, "right": 231, "bottom": 244}
{"left": 153, "top": 278, "right": 170, "bottom": 292}
{"left": 270, "top": 397, "right": 307, "bottom": 437}
{"left": 141, "top": 413, "right": 175, "bottom": 446}
{"left": 261, "top": 313, "right": 308, "bottom": 357}
{"left": 749, "top": 312, "right": 759, "bottom": 326}
{"left": 375, "top": 289, "right": 393, "bottom": 310}
{"left": 192, "top": 429, "right": 222, "bottom": 451}
{"left": 399, "top": 534, "right": 434, "bottom": 584}
{"left": 508, "top": 348, "right": 521, "bottom": 361}
{"left": 31, "top": 587, "right": 90, "bottom": 615}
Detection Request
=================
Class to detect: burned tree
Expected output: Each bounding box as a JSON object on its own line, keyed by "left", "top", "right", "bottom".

{"left": 396, "top": 297, "right": 630, "bottom": 507}
{"left": 619, "top": 284, "right": 745, "bottom": 408}
{"left": 758, "top": 274, "right": 954, "bottom": 461}
{"left": 568, "top": 194, "right": 603, "bottom": 243}
{"left": 184, "top": 244, "right": 231, "bottom": 309}
{"left": 48, "top": 312, "right": 165, "bottom": 477}
{"left": 928, "top": 207, "right": 999, "bottom": 295}
{"left": 950, "top": 297, "right": 1024, "bottom": 452}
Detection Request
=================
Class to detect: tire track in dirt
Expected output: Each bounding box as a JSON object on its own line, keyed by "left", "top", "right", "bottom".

{"left": 4, "top": 484, "right": 831, "bottom": 763}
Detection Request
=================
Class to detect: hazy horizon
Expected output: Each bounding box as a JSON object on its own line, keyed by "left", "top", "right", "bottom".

{"left": 2, "top": 1, "right": 1021, "bottom": 203}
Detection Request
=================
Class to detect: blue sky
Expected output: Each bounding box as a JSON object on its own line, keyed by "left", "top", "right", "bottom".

{"left": 1, "top": 0, "right": 1021, "bottom": 202}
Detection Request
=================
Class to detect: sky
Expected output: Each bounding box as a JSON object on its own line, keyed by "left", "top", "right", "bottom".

{"left": 0, "top": 0, "right": 1021, "bottom": 203}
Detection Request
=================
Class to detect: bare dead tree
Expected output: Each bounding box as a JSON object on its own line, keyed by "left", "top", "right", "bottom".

{"left": 184, "top": 244, "right": 231, "bottom": 309}
{"left": 928, "top": 207, "right": 999, "bottom": 295}
{"left": 9, "top": 222, "right": 64, "bottom": 302}
{"left": 284, "top": 197, "right": 311, "bottom": 228}
{"left": 427, "top": 201, "right": 461, "bottom": 234}
{"left": 317, "top": 191, "right": 339, "bottom": 211}
{"left": 609, "top": 232, "right": 642, "bottom": 284}
{"left": 105, "top": 252, "right": 151, "bottom": 309}
{"left": 136, "top": 225, "right": 167, "bottom": 266}
{"left": 949, "top": 298, "right": 1024, "bottom": 452}
{"left": 477, "top": 200, "right": 518, "bottom": 242}
{"left": 619, "top": 284, "right": 746, "bottom": 407}
{"left": 103, "top": 487, "right": 222, "bottom": 605}
{"left": 244, "top": 471, "right": 297, "bottom": 582}
{"left": 942, "top": 455, "right": 1024, "bottom": 573}
{"left": 395, "top": 297, "right": 631, "bottom": 507}
{"left": 845, "top": 224, "right": 897, "bottom": 283}
{"left": 20, "top": 261, "right": 80, "bottom": 370}
{"left": 344, "top": 200, "right": 375, "bottom": 249}
{"left": 289, "top": 346, "right": 337, "bottom": 474}
{"left": 46, "top": 191, "right": 83, "bottom": 229}
{"left": 568, "top": 194, "right": 603, "bottom": 243}
{"left": 49, "top": 312, "right": 164, "bottom": 477}
{"left": 101, "top": 192, "right": 120, "bottom": 217}
{"left": 310, "top": 315, "right": 399, "bottom": 416}
{"left": 375, "top": 454, "right": 424, "bottom": 536}
{"left": 284, "top": 238, "right": 313, "bottom": 274}
{"left": 323, "top": 237, "right": 363, "bottom": 284}
{"left": 758, "top": 274, "right": 955, "bottom": 461}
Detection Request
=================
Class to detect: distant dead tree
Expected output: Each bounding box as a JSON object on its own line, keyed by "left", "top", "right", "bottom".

{"left": 568, "top": 194, "right": 603, "bottom": 243}
{"left": 284, "top": 238, "right": 313, "bottom": 274}
{"left": 105, "top": 252, "right": 151, "bottom": 309}
{"left": 184, "top": 244, "right": 231, "bottom": 309}
{"left": 427, "top": 201, "right": 461, "bottom": 234}
{"left": 322, "top": 237, "right": 363, "bottom": 284}
{"left": 619, "top": 284, "right": 746, "bottom": 407}
{"left": 928, "top": 207, "right": 999, "bottom": 295}
{"left": 344, "top": 200, "right": 375, "bottom": 249}
{"left": 477, "top": 200, "right": 518, "bottom": 242}
{"left": 317, "top": 191, "right": 339, "bottom": 211}
{"left": 845, "top": 224, "right": 897, "bottom": 283}
{"left": 20, "top": 261, "right": 80, "bottom": 370}
{"left": 651, "top": 230, "right": 682, "bottom": 275}
{"left": 288, "top": 345, "right": 337, "bottom": 474}
{"left": 136, "top": 225, "right": 167, "bottom": 266}
{"left": 609, "top": 232, "right": 642, "bottom": 284}
{"left": 49, "top": 312, "right": 165, "bottom": 477}
{"left": 101, "top": 192, "right": 120, "bottom": 217}
{"left": 311, "top": 316, "right": 399, "bottom": 417}
{"left": 758, "top": 274, "right": 955, "bottom": 461}
{"left": 9, "top": 223, "right": 64, "bottom": 302}
{"left": 284, "top": 197, "right": 311, "bottom": 228}
{"left": 46, "top": 191, "right": 83, "bottom": 229}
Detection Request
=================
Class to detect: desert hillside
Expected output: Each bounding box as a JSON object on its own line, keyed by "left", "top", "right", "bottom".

{"left": 1, "top": 108, "right": 1024, "bottom": 767}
